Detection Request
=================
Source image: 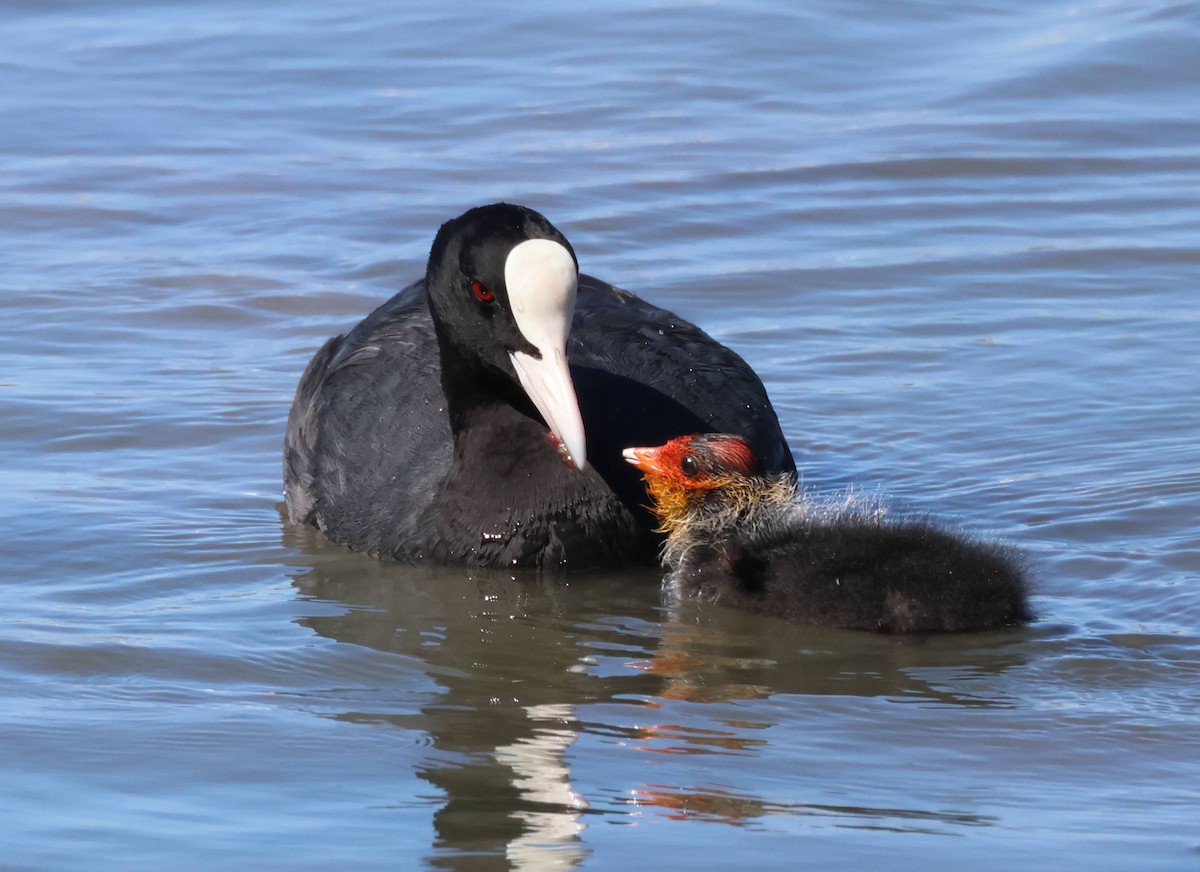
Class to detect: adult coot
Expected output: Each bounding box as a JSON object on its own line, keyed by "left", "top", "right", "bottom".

{"left": 285, "top": 204, "right": 794, "bottom": 568}
{"left": 623, "top": 433, "right": 1030, "bottom": 632}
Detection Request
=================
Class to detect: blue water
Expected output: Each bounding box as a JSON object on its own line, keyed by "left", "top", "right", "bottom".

{"left": 2, "top": 1, "right": 1198, "bottom": 869}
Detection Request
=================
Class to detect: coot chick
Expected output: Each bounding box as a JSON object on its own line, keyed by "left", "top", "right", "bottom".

{"left": 285, "top": 204, "right": 794, "bottom": 569}
{"left": 623, "top": 434, "right": 1030, "bottom": 632}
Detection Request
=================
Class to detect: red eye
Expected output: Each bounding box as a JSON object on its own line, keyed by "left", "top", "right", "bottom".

{"left": 471, "top": 279, "right": 495, "bottom": 303}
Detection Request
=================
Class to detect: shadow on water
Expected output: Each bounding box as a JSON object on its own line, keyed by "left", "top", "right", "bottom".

{"left": 281, "top": 514, "right": 1035, "bottom": 869}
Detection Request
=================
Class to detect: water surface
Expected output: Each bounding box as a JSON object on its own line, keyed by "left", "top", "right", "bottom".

{"left": 2, "top": 1, "right": 1198, "bottom": 869}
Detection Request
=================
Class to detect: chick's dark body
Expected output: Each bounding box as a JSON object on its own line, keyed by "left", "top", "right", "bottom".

{"left": 677, "top": 514, "right": 1031, "bottom": 633}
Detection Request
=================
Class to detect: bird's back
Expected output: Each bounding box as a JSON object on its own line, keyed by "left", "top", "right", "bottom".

{"left": 284, "top": 281, "right": 451, "bottom": 555}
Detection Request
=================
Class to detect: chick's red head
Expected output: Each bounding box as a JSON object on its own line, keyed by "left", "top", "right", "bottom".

{"left": 622, "top": 433, "right": 760, "bottom": 528}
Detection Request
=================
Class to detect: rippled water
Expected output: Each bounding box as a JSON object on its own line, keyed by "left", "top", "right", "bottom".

{"left": 3, "top": 1, "right": 1198, "bottom": 868}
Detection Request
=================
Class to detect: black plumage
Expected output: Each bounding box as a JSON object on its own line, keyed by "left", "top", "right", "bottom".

{"left": 285, "top": 204, "right": 793, "bottom": 568}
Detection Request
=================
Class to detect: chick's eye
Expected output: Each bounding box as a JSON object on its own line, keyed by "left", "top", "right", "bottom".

{"left": 471, "top": 279, "right": 495, "bottom": 303}
{"left": 680, "top": 455, "right": 700, "bottom": 478}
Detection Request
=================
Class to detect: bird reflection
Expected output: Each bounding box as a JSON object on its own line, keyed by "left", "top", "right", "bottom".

{"left": 283, "top": 519, "right": 1031, "bottom": 867}
{"left": 285, "top": 522, "right": 662, "bottom": 869}
{"left": 494, "top": 704, "right": 588, "bottom": 870}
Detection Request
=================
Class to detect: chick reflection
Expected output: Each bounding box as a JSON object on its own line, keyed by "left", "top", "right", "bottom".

{"left": 619, "top": 609, "right": 1030, "bottom": 831}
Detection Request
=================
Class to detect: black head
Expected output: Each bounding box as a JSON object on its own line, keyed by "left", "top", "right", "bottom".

{"left": 424, "top": 203, "right": 588, "bottom": 469}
